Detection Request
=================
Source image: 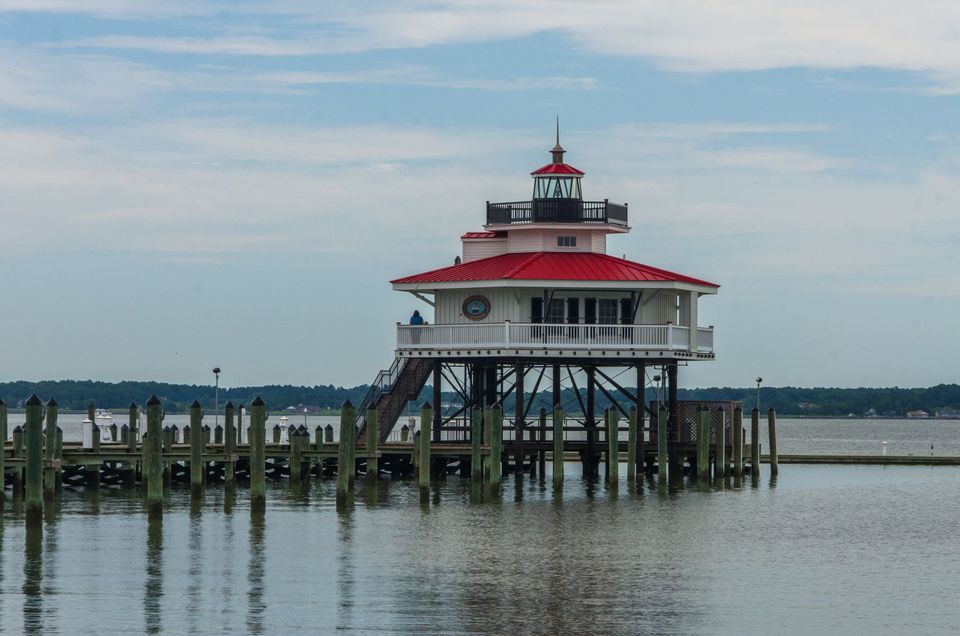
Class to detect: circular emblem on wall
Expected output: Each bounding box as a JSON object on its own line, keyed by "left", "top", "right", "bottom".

{"left": 462, "top": 295, "right": 491, "bottom": 321}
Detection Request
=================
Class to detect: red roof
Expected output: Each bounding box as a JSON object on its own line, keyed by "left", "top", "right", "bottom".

{"left": 391, "top": 252, "right": 719, "bottom": 287}
{"left": 530, "top": 163, "right": 585, "bottom": 176}
{"left": 460, "top": 231, "right": 507, "bottom": 239}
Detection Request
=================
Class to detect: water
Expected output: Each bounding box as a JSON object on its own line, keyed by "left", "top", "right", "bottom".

{"left": 3, "top": 467, "right": 960, "bottom": 634}
{"left": 11, "top": 413, "right": 960, "bottom": 456}
{"left": 3, "top": 417, "right": 960, "bottom": 633}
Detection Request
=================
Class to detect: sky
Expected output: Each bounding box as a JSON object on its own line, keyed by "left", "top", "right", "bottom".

{"left": 1, "top": 1, "right": 958, "bottom": 390}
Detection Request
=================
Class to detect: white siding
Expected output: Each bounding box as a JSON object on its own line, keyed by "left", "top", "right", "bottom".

{"left": 507, "top": 230, "right": 544, "bottom": 253}
{"left": 435, "top": 288, "right": 523, "bottom": 324}
{"left": 506, "top": 228, "right": 608, "bottom": 254}
{"left": 462, "top": 239, "right": 507, "bottom": 263}
{"left": 433, "top": 287, "right": 683, "bottom": 326}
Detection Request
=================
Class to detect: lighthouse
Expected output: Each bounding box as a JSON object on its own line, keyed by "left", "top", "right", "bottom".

{"left": 360, "top": 132, "right": 719, "bottom": 477}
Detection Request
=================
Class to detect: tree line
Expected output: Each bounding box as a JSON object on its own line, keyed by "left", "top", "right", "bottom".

{"left": 1, "top": 379, "right": 958, "bottom": 417}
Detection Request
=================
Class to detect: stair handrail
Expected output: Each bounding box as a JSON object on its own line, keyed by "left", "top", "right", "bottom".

{"left": 355, "top": 357, "right": 407, "bottom": 428}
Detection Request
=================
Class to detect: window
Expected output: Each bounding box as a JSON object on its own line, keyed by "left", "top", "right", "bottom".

{"left": 546, "top": 299, "right": 565, "bottom": 323}
{"left": 557, "top": 236, "right": 577, "bottom": 247}
{"left": 534, "top": 176, "right": 581, "bottom": 199}
{"left": 598, "top": 299, "right": 619, "bottom": 324}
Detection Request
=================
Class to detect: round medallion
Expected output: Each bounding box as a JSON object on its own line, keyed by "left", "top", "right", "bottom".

{"left": 462, "top": 295, "right": 491, "bottom": 321}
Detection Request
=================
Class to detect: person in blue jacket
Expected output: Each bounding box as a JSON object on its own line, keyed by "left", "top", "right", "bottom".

{"left": 409, "top": 310, "right": 424, "bottom": 344}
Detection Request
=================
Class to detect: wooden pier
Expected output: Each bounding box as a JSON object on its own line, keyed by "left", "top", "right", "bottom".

{"left": 0, "top": 394, "right": 788, "bottom": 517}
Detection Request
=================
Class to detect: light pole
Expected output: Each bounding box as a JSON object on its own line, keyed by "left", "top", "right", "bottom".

{"left": 303, "top": 406, "right": 308, "bottom": 429}
{"left": 213, "top": 367, "right": 221, "bottom": 429}
{"left": 756, "top": 376, "right": 763, "bottom": 413}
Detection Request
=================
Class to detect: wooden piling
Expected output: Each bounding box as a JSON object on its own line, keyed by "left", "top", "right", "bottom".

{"left": 337, "top": 400, "right": 356, "bottom": 497}
{"left": 0, "top": 399, "right": 5, "bottom": 507}
{"left": 249, "top": 397, "right": 267, "bottom": 505}
{"left": 552, "top": 404, "right": 563, "bottom": 487}
{"left": 25, "top": 394, "right": 44, "bottom": 516}
{"left": 750, "top": 408, "right": 761, "bottom": 477}
{"left": 44, "top": 399, "right": 58, "bottom": 499}
{"left": 120, "top": 423, "right": 129, "bottom": 445}
{"left": 657, "top": 405, "right": 668, "bottom": 482}
{"left": 470, "top": 408, "right": 482, "bottom": 481}
{"left": 145, "top": 395, "right": 164, "bottom": 510}
{"left": 366, "top": 408, "right": 379, "bottom": 480}
{"left": 400, "top": 424, "right": 409, "bottom": 442}
{"left": 732, "top": 406, "right": 744, "bottom": 478}
{"left": 418, "top": 402, "right": 432, "bottom": 490}
{"left": 716, "top": 409, "right": 726, "bottom": 480}
{"left": 236, "top": 403, "right": 243, "bottom": 444}
{"left": 289, "top": 427, "right": 302, "bottom": 484}
{"left": 189, "top": 400, "right": 203, "bottom": 492}
{"left": 109, "top": 422, "right": 118, "bottom": 441}
{"left": 412, "top": 430, "right": 421, "bottom": 471}
{"left": 55, "top": 426, "right": 63, "bottom": 490}
{"left": 489, "top": 404, "right": 502, "bottom": 487}
{"left": 607, "top": 408, "right": 620, "bottom": 483}
{"left": 12, "top": 425, "right": 24, "bottom": 491}
{"left": 697, "top": 406, "right": 710, "bottom": 481}
{"left": 214, "top": 425, "right": 223, "bottom": 445}
{"left": 314, "top": 425, "right": 323, "bottom": 451}
{"left": 128, "top": 403, "right": 138, "bottom": 453}
{"left": 767, "top": 408, "right": 779, "bottom": 476}
{"left": 224, "top": 402, "right": 236, "bottom": 485}
{"left": 537, "top": 407, "right": 546, "bottom": 479}
{"left": 271, "top": 424, "right": 280, "bottom": 445}
{"left": 627, "top": 407, "right": 638, "bottom": 482}
{"left": 162, "top": 425, "right": 172, "bottom": 486}
{"left": 324, "top": 424, "right": 333, "bottom": 444}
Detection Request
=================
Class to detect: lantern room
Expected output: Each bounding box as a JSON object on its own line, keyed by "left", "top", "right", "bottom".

{"left": 531, "top": 137, "right": 584, "bottom": 199}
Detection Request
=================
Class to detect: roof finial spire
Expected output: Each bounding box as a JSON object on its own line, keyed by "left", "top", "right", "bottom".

{"left": 550, "top": 116, "right": 565, "bottom": 164}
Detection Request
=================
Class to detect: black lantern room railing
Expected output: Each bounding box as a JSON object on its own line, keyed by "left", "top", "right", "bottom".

{"left": 486, "top": 199, "right": 628, "bottom": 226}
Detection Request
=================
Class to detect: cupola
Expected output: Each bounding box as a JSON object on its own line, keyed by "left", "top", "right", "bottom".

{"left": 531, "top": 121, "right": 584, "bottom": 200}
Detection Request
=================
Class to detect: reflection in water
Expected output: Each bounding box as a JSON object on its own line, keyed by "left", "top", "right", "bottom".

{"left": 187, "top": 496, "right": 203, "bottom": 633}
{"left": 144, "top": 512, "right": 163, "bottom": 634}
{"left": 0, "top": 517, "right": 4, "bottom": 623}
{"left": 6, "top": 465, "right": 960, "bottom": 634}
{"left": 336, "top": 505, "right": 354, "bottom": 631}
{"left": 247, "top": 508, "right": 265, "bottom": 635}
{"left": 221, "top": 488, "right": 236, "bottom": 627}
{"left": 23, "top": 519, "right": 43, "bottom": 634}
{"left": 42, "top": 504, "right": 59, "bottom": 630}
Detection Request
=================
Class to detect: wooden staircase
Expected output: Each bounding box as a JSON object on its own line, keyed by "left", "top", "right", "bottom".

{"left": 356, "top": 358, "right": 432, "bottom": 444}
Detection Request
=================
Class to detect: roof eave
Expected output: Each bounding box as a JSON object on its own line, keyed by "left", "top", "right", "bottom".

{"left": 392, "top": 279, "right": 718, "bottom": 294}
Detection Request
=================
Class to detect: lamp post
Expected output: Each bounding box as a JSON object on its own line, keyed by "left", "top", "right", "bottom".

{"left": 756, "top": 376, "right": 763, "bottom": 413}
{"left": 213, "top": 367, "right": 221, "bottom": 429}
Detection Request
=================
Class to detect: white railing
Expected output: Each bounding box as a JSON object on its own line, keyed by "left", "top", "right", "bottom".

{"left": 697, "top": 327, "right": 714, "bottom": 352}
{"left": 397, "top": 323, "right": 714, "bottom": 353}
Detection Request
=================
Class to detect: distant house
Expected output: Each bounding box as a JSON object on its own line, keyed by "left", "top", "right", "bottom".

{"left": 798, "top": 402, "right": 817, "bottom": 411}
{"left": 907, "top": 410, "right": 929, "bottom": 418}
{"left": 937, "top": 406, "right": 960, "bottom": 418}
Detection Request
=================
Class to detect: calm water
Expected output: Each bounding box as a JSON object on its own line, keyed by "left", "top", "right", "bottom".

{"left": 2, "top": 466, "right": 960, "bottom": 634}
{"left": 10, "top": 412, "right": 960, "bottom": 456}
{"left": 3, "top": 417, "right": 960, "bottom": 634}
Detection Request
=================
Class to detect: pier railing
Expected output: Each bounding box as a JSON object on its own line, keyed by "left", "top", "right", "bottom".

{"left": 396, "top": 322, "right": 713, "bottom": 353}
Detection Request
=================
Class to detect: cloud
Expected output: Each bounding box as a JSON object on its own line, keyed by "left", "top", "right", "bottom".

{"left": 1, "top": 117, "right": 956, "bottom": 303}
{"left": 36, "top": 1, "right": 960, "bottom": 90}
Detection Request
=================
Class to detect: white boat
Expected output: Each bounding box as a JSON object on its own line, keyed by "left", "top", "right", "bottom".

{"left": 95, "top": 410, "right": 114, "bottom": 442}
